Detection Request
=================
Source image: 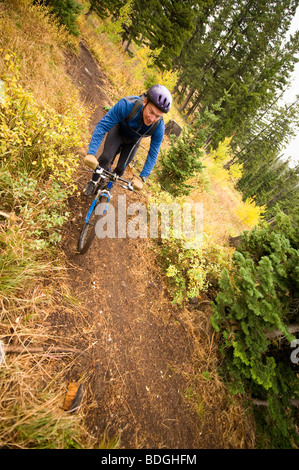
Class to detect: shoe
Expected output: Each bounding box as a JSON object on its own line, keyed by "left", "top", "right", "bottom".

{"left": 83, "top": 180, "right": 96, "bottom": 197}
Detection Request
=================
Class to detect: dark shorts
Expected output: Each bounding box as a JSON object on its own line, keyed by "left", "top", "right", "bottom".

{"left": 94, "top": 123, "right": 140, "bottom": 178}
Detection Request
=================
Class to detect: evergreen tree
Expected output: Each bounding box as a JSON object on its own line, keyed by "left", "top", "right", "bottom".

{"left": 157, "top": 127, "right": 204, "bottom": 196}
{"left": 35, "top": 0, "right": 83, "bottom": 35}
{"left": 85, "top": 0, "right": 125, "bottom": 19}
{"left": 111, "top": 0, "right": 199, "bottom": 70}
{"left": 157, "top": 99, "right": 223, "bottom": 196}
{"left": 176, "top": 0, "right": 299, "bottom": 148}
{"left": 211, "top": 211, "right": 299, "bottom": 448}
{"left": 229, "top": 98, "right": 299, "bottom": 222}
{"left": 145, "top": 0, "right": 197, "bottom": 70}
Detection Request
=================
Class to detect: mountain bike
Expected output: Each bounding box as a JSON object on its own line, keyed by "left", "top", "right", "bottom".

{"left": 77, "top": 156, "right": 141, "bottom": 254}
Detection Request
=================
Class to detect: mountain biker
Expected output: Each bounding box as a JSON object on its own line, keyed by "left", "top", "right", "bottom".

{"left": 83, "top": 84, "right": 172, "bottom": 196}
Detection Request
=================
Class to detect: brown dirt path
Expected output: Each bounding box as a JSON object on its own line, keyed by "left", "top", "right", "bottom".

{"left": 58, "top": 41, "right": 243, "bottom": 449}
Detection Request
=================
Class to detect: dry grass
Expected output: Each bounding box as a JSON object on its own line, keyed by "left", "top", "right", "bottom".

{"left": 0, "top": 0, "right": 92, "bottom": 448}
{"left": 0, "top": 261, "right": 95, "bottom": 448}
{"left": 177, "top": 305, "right": 256, "bottom": 449}
{"left": 0, "top": 0, "right": 81, "bottom": 113}
{"left": 187, "top": 169, "right": 250, "bottom": 246}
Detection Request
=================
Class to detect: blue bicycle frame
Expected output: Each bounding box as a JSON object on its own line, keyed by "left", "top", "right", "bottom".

{"left": 85, "top": 181, "right": 114, "bottom": 224}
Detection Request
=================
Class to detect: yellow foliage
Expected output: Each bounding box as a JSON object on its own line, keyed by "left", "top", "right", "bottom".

{"left": 229, "top": 162, "right": 243, "bottom": 181}
{"left": 0, "top": 0, "right": 80, "bottom": 112}
{"left": 124, "top": 45, "right": 178, "bottom": 93}
{"left": 209, "top": 136, "right": 234, "bottom": 163}
{"left": 156, "top": 68, "right": 178, "bottom": 93}
{"left": 135, "top": 45, "right": 160, "bottom": 70}
{"left": 206, "top": 136, "right": 243, "bottom": 185}
{"left": 1, "top": 54, "right": 88, "bottom": 191}
{"left": 234, "top": 197, "right": 266, "bottom": 228}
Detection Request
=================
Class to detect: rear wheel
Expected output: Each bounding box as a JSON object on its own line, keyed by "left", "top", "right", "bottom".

{"left": 77, "top": 196, "right": 106, "bottom": 254}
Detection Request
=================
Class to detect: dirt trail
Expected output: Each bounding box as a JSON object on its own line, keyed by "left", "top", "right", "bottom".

{"left": 60, "top": 41, "right": 224, "bottom": 449}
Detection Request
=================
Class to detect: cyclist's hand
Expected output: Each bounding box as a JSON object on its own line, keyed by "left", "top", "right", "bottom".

{"left": 132, "top": 176, "right": 144, "bottom": 191}
{"left": 84, "top": 154, "right": 98, "bottom": 170}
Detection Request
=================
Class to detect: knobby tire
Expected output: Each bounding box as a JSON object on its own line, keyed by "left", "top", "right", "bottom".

{"left": 77, "top": 196, "right": 107, "bottom": 254}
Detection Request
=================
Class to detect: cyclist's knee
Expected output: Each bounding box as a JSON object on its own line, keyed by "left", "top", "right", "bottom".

{"left": 113, "top": 165, "right": 126, "bottom": 177}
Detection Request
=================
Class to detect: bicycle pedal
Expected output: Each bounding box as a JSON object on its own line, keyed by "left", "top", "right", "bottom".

{"left": 83, "top": 181, "right": 96, "bottom": 197}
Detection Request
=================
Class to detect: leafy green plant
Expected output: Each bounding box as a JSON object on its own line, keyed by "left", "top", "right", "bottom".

{"left": 149, "top": 187, "right": 232, "bottom": 304}
{"left": 159, "top": 232, "right": 232, "bottom": 305}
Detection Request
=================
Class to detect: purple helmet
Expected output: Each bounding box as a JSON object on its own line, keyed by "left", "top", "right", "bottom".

{"left": 147, "top": 84, "right": 172, "bottom": 113}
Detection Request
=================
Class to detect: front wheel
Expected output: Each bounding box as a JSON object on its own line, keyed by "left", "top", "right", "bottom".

{"left": 77, "top": 196, "right": 106, "bottom": 254}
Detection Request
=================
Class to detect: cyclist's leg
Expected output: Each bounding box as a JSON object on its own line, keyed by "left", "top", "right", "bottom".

{"left": 84, "top": 126, "right": 123, "bottom": 196}
{"left": 114, "top": 140, "right": 140, "bottom": 177}
{"left": 92, "top": 124, "right": 123, "bottom": 182}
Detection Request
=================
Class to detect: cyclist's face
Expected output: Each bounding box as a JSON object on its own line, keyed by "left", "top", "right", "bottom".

{"left": 142, "top": 99, "right": 163, "bottom": 126}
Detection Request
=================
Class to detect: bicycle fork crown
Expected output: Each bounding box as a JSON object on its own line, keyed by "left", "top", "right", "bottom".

{"left": 101, "top": 181, "right": 114, "bottom": 202}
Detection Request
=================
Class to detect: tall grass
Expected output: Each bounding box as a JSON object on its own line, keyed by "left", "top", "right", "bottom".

{"left": 0, "top": 359, "right": 87, "bottom": 448}
{"left": 0, "top": 0, "right": 92, "bottom": 448}
{"left": 0, "top": 0, "right": 80, "bottom": 111}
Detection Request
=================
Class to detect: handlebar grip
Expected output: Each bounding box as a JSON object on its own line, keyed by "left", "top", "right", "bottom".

{"left": 132, "top": 176, "right": 143, "bottom": 191}
{"left": 84, "top": 154, "right": 98, "bottom": 170}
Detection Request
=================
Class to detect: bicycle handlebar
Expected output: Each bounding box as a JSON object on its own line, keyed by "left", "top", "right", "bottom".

{"left": 84, "top": 155, "right": 142, "bottom": 191}
{"left": 94, "top": 166, "right": 136, "bottom": 192}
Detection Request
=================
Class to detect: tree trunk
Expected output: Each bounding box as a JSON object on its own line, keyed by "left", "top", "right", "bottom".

{"left": 253, "top": 399, "right": 299, "bottom": 407}
{"left": 124, "top": 36, "right": 132, "bottom": 52}
{"left": 85, "top": 4, "right": 94, "bottom": 17}
{"left": 266, "top": 217, "right": 276, "bottom": 225}
{"left": 228, "top": 234, "right": 243, "bottom": 248}
{"left": 178, "top": 84, "right": 187, "bottom": 102}
{"left": 179, "top": 89, "right": 195, "bottom": 112}
{"left": 223, "top": 155, "right": 238, "bottom": 170}
{"left": 266, "top": 185, "right": 296, "bottom": 208}
{"left": 173, "top": 79, "right": 182, "bottom": 95}
{"left": 186, "top": 95, "right": 201, "bottom": 118}
{"left": 265, "top": 324, "right": 299, "bottom": 339}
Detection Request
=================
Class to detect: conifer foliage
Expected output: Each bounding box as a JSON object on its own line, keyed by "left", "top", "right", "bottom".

{"left": 176, "top": 0, "right": 299, "bottom": 148}
{"left": 157, "top": 100, "right": 223, "bottom": 196}
{"left": 211, "top": 211, "right": 299, "bottom": 447}
{"left": 34, "top": 0, "right": 83, "bottom": 35}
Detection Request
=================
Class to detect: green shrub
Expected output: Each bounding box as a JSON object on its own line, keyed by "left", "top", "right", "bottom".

{"left": 34, "top": 0, "right": 83, "bottom": 36}
{"left": 211, "top": 211, "right": 299, "bottom": 448}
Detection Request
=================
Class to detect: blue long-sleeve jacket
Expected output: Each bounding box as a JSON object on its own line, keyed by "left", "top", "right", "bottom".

{"left": 87, "top": 96, "right": 165, "bottom": 179}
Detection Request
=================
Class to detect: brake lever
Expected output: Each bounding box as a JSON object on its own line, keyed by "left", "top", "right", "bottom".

{"left": 120, "top": 183, "right": 136, "bottom": 193}
{"left": 127, "top": 182, "right": 137, "bottom": 192}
